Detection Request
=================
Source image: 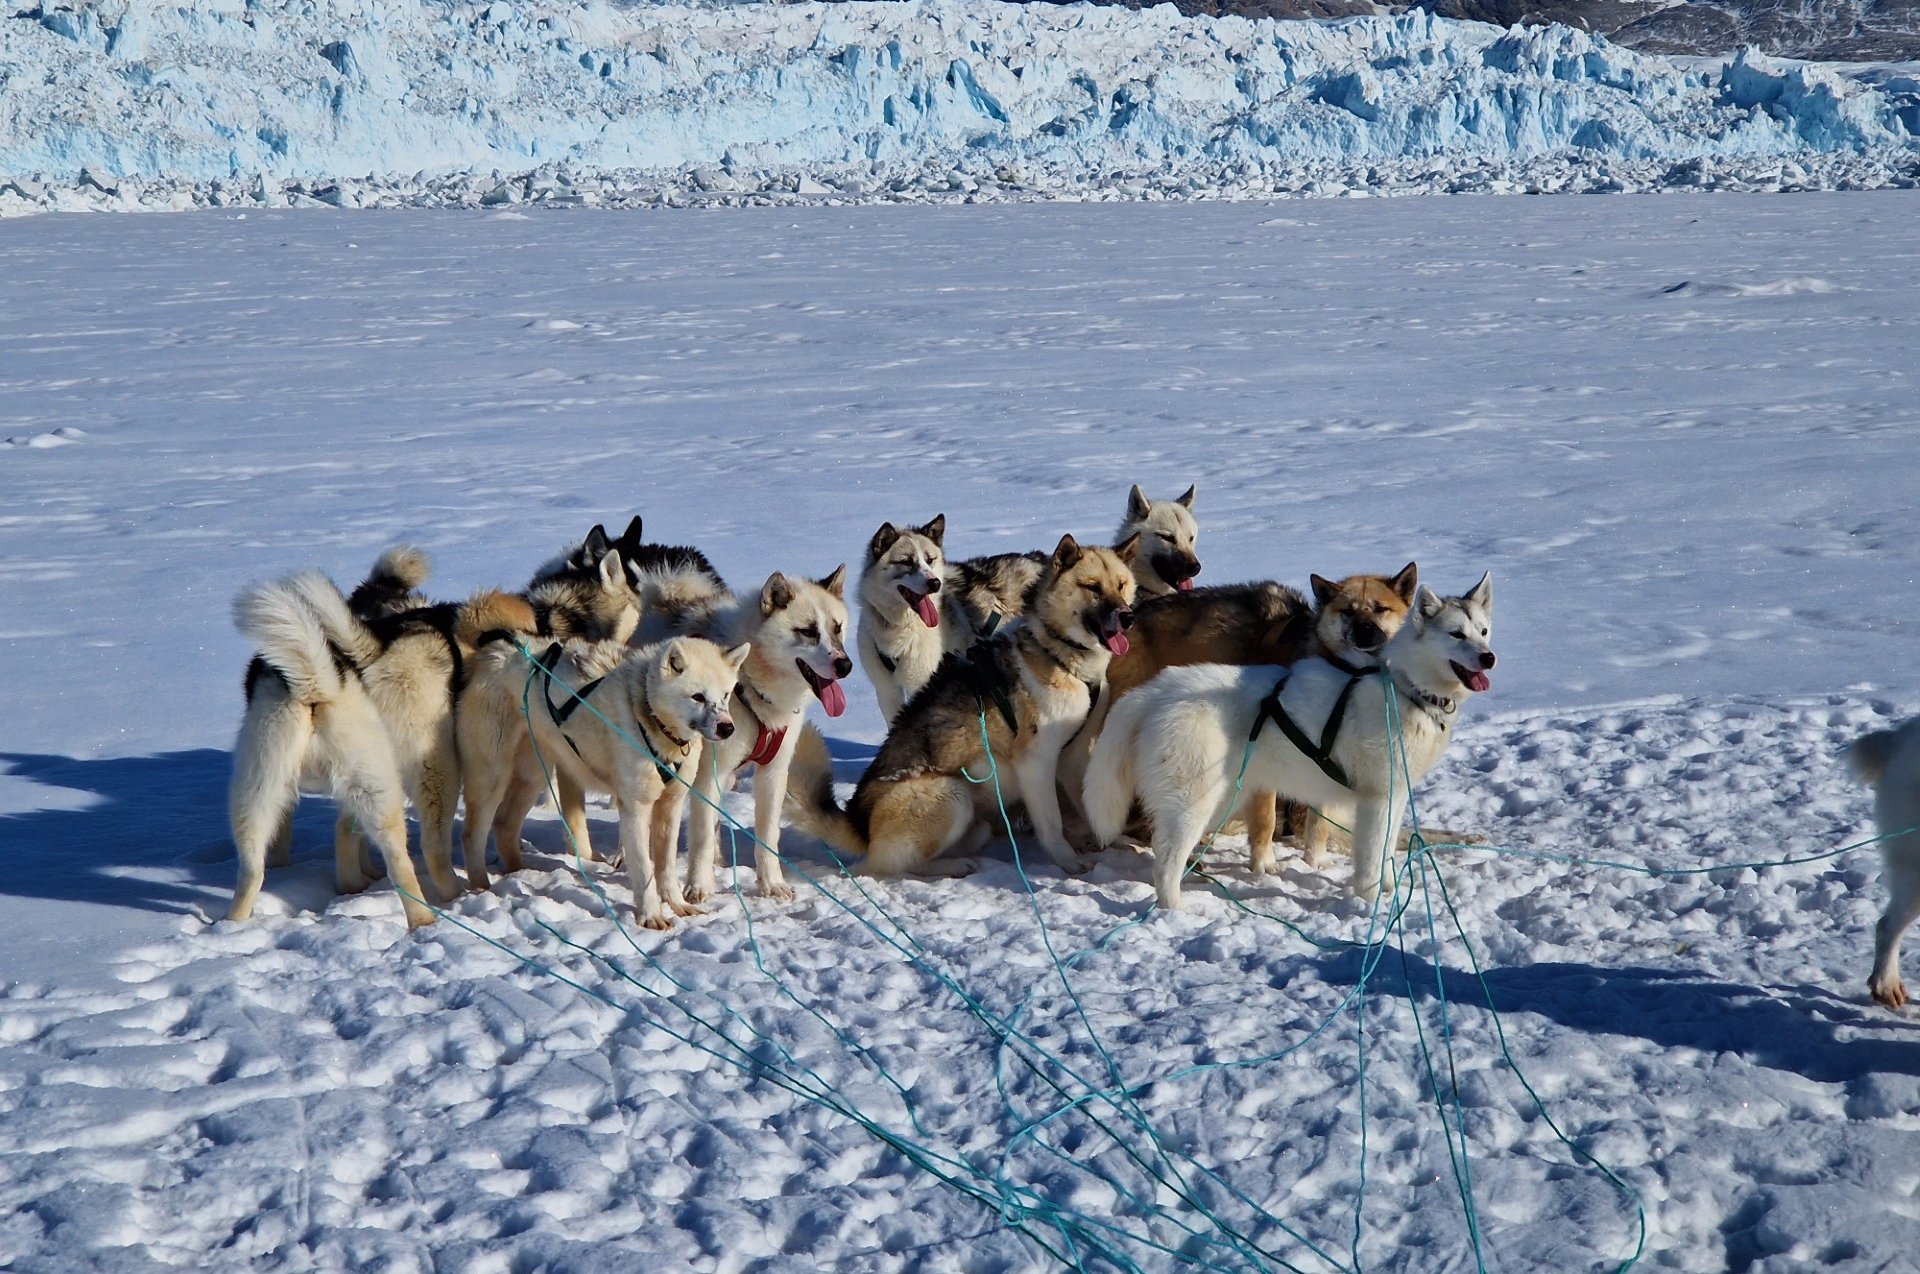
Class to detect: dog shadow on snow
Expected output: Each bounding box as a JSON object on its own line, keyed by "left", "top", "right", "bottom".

{"left": 1317, "top": 945, "right": 1920, "bottom": 1084}
{"left": 0, "top": 749, "right": 325, "bottom": 919}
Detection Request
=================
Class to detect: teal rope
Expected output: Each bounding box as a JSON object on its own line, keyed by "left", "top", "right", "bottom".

{"left": 510, "top": 643, "right": 1292, "bottom": 1269}
{"left": 966, "top": 713, "right": 1318, "bottom": 1274}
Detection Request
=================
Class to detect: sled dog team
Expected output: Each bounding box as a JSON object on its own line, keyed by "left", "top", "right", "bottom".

{"left": 229, "top": 483, "right": 1508, "bottom": 938}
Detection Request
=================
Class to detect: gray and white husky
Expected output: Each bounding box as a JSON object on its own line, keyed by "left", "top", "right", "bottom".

{"left": 945, "top": 484, "right": 1199, "bottom": 641}
{"left": 857, "top": 515, "right": 950, "bottom": 723}
{"left": 1848, "top": 718, "right": 1920, "bottom": 1009}
{"left": 1086, "top": 575, "right": 1495, "bottom": 908}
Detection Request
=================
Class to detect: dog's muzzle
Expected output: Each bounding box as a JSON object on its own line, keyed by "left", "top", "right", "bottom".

{"left": 1154, "top": 553, "right": 1200, "bottom": 592}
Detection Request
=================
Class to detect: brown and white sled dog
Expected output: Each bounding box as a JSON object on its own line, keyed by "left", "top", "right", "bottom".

{"left": 1087, "top": 564, "right": 1421, "bottom": 870}
{"left": 656, "top": 566, "right": 856, "bottom": 905}
{"left": 857, "top": 515, "right": 950, "bottom": 723}
{"left": 1085, "top": 574, "right": 1493, "bottom": 909}
{"left": 228, "top": 549, "right": 535, "bottom": 927}
{"left": 458, "top": 636, "right": 749, "bottom": 929}
{"left": 1846, "top": 719, "right": 1920, "bottom": 1008}
{"left": 788, "top": 534, "right": 1139, "bottom": 877}
{"left": 946, "top": 485, "right": 1198, "bottom": 640}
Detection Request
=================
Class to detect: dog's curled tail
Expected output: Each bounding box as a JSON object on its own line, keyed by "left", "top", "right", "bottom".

{"left": 1849, "top": 728, "right": 1905, "bottom": 789}
{"left": 1084, "top": 692, "right": 1145, "bottom": 847}
{"left": 456, "top": 589, "right": 541, "bottom": 651}
{"left": 783, "top": 724, "right": 869, "bottom": 859}
{"left": 234, "top": 570, "right": 379, "bottom": 703}
{"left": 346, "top": 545, "right": 432, "bottom": 618}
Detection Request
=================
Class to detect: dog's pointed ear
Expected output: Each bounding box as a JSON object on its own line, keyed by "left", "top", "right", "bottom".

{"left": 1126, "top": 484, "right": 1152, "bottom": 521}
{"left": 1464, "top": 571, "right": 1492, "bottom": 613}
{"left": 599, "top": 550, "right": 626, "bottom": 589}
{"left": 761, "top": 572, "right": 795, "bottom": 616}
{"left": 1310, "top": 574, "right": 1337, "bottom": 607}
{"left": 867, "top": 522, "right": 901, "bottom": 560}
{"left": 1114, "top": 531, "right": 1143, "bottom": 565}
{"left": 1415, "top": 585, "right": 1445, "bottom": 620}
{"left": 724, "top": 641, "right": 752, "bottom": 673}
{"left": 920, "top": 513, "right": 946, "bottom": 548}
{"left": 619, "top": 515, "right": 643, "bottom": 548}
{"left": 1176, "top": 483, "right": 1196, "bottom": 510}
{"left": 664, "top": 638, "right": 687, "bottom": 676}
{"left": 819, "top": 564, "right": 847, "bottom": 599}
{"left": 1390, "top": 562, "right": 1419, "bottom": 603}
{"left": 1050, "top": 533, "right": 1083, "bottom": 573}
{"left": 582, "top": 524, "right": 610, "bottom": 561}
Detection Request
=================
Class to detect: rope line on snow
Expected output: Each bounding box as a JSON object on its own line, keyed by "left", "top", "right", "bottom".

{"left": 349, "top": 641, "right": 1898, "bottom": 1272}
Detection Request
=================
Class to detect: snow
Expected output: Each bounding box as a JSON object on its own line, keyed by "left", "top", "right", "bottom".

{"left": 1, "top": 2, "right": 1917, "bottom": 215}
{"left": 3, "top": 191, "right": 1920, "bottom": 1270}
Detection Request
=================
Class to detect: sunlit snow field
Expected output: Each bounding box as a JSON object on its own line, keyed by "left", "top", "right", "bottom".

{"left": 2, "top": 192, "right": 1918, "bottom": 1271}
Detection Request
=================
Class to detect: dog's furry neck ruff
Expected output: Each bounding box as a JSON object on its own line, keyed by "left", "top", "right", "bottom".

{"left": 1391, "top": 667, "right": 1457, "bottom": 722}
{"left": 1026, "top": 618, "right": 1108, "bottom": 684}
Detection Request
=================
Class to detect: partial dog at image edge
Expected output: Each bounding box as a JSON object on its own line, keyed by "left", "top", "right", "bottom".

{"left": 1085, "top": 574, "right": 1495, "bottom": 909}
{"left": 1846, "top": 718, "right": 1920, "bottom": 1009}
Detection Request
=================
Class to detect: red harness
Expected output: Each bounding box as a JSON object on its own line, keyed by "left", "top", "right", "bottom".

{"left": 746, "top": 724, "right": 787, "bottom": 768}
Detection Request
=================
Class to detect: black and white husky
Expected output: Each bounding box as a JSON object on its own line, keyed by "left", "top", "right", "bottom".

{"left": 1086, "top": 575, "right": 1495, "bottom": 908}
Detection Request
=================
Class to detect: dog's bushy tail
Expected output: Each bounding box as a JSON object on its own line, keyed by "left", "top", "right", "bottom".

{"left": 234, "top": 570, "right": 380, "bottom": 703}
{"left": 783, "top": 724, "right": 869, "bottom": 859}
{"left": 1084, "top": 693, "right": 1145, "bottom": 847}
{"left": 456, "top": 589, "right": 541, "bottom": 651}
{"left": 1849, "top": 728, "right": 1905, "bottom": 789}
{"left": 346, "top": 545, "right": 432, "bottom": 619}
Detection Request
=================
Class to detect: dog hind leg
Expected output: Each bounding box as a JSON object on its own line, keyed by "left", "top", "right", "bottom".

{"left": 227, "top": 702, "right": 309, "bottom": 922}
{"left": 1871, "top": 854, "right": 1920, "bottom": 1008}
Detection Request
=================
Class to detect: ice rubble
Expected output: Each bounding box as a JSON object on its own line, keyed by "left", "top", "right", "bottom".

{"left": 0, "top": 1, "right": 1915, "bottom": 211}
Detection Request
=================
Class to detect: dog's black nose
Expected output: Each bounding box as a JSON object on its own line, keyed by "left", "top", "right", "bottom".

{"left": 832, "top": 655, "right": 853, "bottom": 679}
{"left": 1113, "top": 607, "right": 1135, "bottom": 631}
{"left": 1352, "top": 620, "right": 1382, "bottom": 649}
{"left": 1480, "top": 651, "right": 1497, "bottom": 670}
{"left": 715, "top": 720, "right": 735, "bottom": 739}
{"left": 925, "top": 576, "right": 941, "bottom": 593}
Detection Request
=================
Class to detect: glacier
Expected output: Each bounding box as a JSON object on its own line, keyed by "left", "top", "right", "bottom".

{"left": 0, "top": 0, "right": 1916, "bottom": 210}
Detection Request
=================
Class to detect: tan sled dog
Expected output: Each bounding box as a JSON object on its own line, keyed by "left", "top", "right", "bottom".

{"left": 459, "top": 636, "right": 749, "bottom": 928}
{"left": 788, "top": 534, "right": 1139, "bottom": 876}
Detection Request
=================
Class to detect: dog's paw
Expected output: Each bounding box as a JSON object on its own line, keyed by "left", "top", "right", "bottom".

{"left": 1871, "top": 976, "right": 1908, "bottom": 1009}
{"left": 337, "top": 873, "right": 371, "bottom": 896}
{"left": 762, "top": 881, "right": 797, "bottom": 902}
{"left": 669, "top": 898, "right": 703, "bottom": 918}
{"left": 684, "top": 882, "right": 714, "bottom": 905}
{"left": 640, "top": 912, "right": 674, "bottom": 932}
{"left": 1052, "top": 853, "right": 1093, "bottom": 876}
{"left": 1249, "top": 850, "right": 1279, "bottom": 876}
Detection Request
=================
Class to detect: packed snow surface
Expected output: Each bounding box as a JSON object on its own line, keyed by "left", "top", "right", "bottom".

{"left": 1, "top": 1, "right": 1918, "bottom": 213}
{"left": 3, "top": 192, "right": 1920, "bottom": 1270}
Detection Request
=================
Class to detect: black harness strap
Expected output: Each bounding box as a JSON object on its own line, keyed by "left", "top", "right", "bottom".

{"left": 539, "top": 643, "right": 602, "bottom": 765}
{"left": 1250, "top": 669, "right": 1369, "bottom": 791}
{"left": 536, "top": 643, "right": 679, "bottom": 782}
{"left": 876, "top": 647, "right": 896, "bottom": 674}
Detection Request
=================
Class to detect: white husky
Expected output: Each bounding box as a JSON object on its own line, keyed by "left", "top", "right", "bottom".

{"left": 1086, "top": 575, "right": 1495, "bottom": 908}
{"left": 1847, "top": 718, "right": 1920, "bottom": 1008}
{"left": 458, "top": 636, "right": 749, "bottom": 928}
{"left": 668, "top": 567, "right": 855, "bottom": 905}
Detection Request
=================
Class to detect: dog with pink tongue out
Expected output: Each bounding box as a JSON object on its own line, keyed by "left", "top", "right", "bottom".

{"left": 787, "top": 533, "right": 1141, "bottom": 880}
{"left": 664, "top": 565, "right": 854, "bottom": 905}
